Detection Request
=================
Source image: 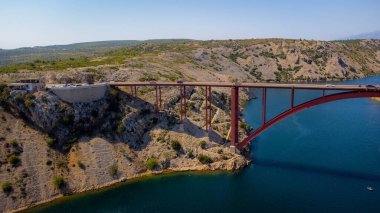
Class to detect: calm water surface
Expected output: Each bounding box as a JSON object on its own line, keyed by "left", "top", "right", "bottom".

{"left": 29, "top": 76, "right": 380, "bottom": 213}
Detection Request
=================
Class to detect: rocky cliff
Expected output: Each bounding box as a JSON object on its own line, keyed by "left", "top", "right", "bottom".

{"left": 0, "top": 84, "right": 251, "bottom": 212}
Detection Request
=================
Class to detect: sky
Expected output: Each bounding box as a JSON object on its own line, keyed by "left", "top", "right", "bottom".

{"left": 0, "top": 0, "right": 379, "bottom": 49}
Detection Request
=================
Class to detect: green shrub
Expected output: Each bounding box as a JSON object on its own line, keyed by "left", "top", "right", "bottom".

{"left": 146, "top": 157, "right": 159, "bottom": 170}
{"left": 8, "top": 155, "right": 20, "bottom": 166}
{"left": 53, "top": 176, "right": 65, "bottom": 189}
{"left": 47, "top": 137, "right": 56, "bottom": 147}
{"left": 24, "top": 99, "right": 34, "bottom": 107}
{"left": 171, "top": 140, "right": 182, "bottom": 152}
{"left": 139, "top": 72, "right": 158, "bottom": 81}
{"left": 148, "top": 117, "right": 158, "bottom": 126}
{"left": 14, "top": 94, "right": 23, "bottom": 102}
{"left": 77, "top": 161, "right": 85, "bottom": 169}
{"left": 222, "top": 155, "right": 230, "bottom": 160}
{"left": 116, "top": 122, "right": 125, "bottom": 134}
{"left": 1, "top": 182, "right": 12, "bottom": 193}
{"left": 24, "top": 93, "right": 35, "bottom": 100}
{"left": 110, "top": 89, "right": 118, "bottom": 96}
{"left": 57, "top": 159, "right": 67, "bottom": 168}
{"left": 197, "top": 154, "right": 213, "bottom": 164}
{"left": 109, "top": 164, "right": 118, "bottom": 176}
{"left": 9, "top": 139, "right": 18, "bottom": 147}
{"left": 199, "top": 140, "right": 207, "bottom": 149}
{"left": 259, "top": 51, "right": 276, "bottom": 59}
{"left": 157, "top": 130, "right": 168, "bottom": 143}
{"left": 277, "top": 52, "right": 287, "bottom": 59}
{"left": 217, "top": 149, "right": 223, "bottom": 154}
{"left": 187, "top": 150, "right": 194, "bottom": 158}
{"left": 24, "top": 94, "right": 35, "bottom": 107}
{"left": 0, "top": 84, "right": 7, "bottom": 93}
{"left": 0, "top": 84, "right": 10, "bottom": 105}
{"left": 46, "top": 160, "right": 52, "bottom": 165}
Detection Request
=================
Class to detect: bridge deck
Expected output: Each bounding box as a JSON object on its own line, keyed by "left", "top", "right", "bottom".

{"left": 110, "top": 82, "right": 380, "bottom": 91}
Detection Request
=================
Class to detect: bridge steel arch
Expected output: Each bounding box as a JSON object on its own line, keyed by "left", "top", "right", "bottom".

{"left": 237, "top": 90, "right": 380, "bottom": 150}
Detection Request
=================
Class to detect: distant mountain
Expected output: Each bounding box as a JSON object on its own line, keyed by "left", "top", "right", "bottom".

{"left": 340, "top": 31, "right": 380, "bottom": 40}
{"left": 0, "top": 39, "right": 190, "bottom": 66}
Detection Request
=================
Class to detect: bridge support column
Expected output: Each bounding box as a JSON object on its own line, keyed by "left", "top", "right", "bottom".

{"left": 262, "top": 88, "right": 266, "bottom": 125}
{"left": 205, "top": 86, "right": 212, "bottom": 132}
{"left": 207, "top": 86, "right": 212, "bottom": 131}
{"left": 291, "top": 87, "right": 295, "bottom": 108}
{"left": 179, "top": 86, "right": 187, "bottom": 122}
{"left": 205, "top": 86, "right": 208, "bottom": 131}
{"left": 180, "top": 86, "right": 183, "bottom": 122}
{"left": 155, "top": 86, "right": 159, "bottom": 113}
{"left": 184, "top": 86, "right": 187, "bottom": 118}
{"left": 159, "top": 86, "right": 162, "bottom": 110}
{"left": 230, "top": 86, "right": 239, "bottom": 148}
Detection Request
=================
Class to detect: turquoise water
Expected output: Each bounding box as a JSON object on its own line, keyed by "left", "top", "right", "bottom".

{"left": 29, "top": 76, "right": 380, "bottom": 213}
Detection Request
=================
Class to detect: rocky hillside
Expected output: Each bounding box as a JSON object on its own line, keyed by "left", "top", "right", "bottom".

{"left": 1, "top": 38, "right": 379, "bottom": 212}
{"left": 1, "top": 39, "right": 380, "bottom": 84}
{"left": 0, "top": 39, "right": 189, "bottom": 66}
{"left": 0, "top": 83, "right": 250, "bottom": 212}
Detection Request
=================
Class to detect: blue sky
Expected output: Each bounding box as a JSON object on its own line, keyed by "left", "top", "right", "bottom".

{"left": 0, "top": 0, "right": 379, "bottom": 49}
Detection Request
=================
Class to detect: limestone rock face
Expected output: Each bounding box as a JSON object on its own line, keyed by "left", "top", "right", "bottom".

{"left": 7, "top": 90, "right": 111, "bottom": 147}
{"left": 0, "top": 85, "right": 252, "bottom": 213}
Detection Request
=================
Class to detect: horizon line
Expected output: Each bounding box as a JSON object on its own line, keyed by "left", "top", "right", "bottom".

{"left": 2, "top": 37, "right": 379, "bottom": 51}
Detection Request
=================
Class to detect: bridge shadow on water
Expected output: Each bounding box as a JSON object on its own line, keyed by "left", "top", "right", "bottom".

{"left": 254, "top": 159, "right": 380, "bottom": 181}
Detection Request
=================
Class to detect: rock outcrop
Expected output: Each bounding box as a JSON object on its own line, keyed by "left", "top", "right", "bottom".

{"left": 7, "top": 90, "right": 111, "bottom": 149}
{"left": 0, "top": 85, "right": 251, "bottom": 212}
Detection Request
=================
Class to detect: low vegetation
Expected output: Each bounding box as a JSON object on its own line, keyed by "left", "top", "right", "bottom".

{"left": 9, "top": 139, "right": 18, "bottom": 147}
{"left": 46, "top": 137, "right": 56, "bottom": 147}
{"left": 0, "top": 84, "right": 10, "bottom": 106}
{"left": 77, "top": 161, "right": 85, "bottom": 169}
{"left": 146, "top": 157, "right": 159, "bottom": 170}
{"left": 1, "top": 182, "right": 12, "bottom": 194}
{"left": 171, "top": 140, "right": 182, "bottom": 152}
{"left": 24, "top": 94, "right": 35, "bottom": 108}
{"left": 187, "top": 150, "right": 194, "bottom": 158}
{"left": 157, "top": 130, "right": 169, "bottom": 143}
{"left": 139, "top": 72, "right": 159, "bottom": 81}
{"left": 53, "top": 176, "right": 65, "bottom": 189}
{"left": 199, "top": 140, "right": 207, "bottom": 149}
{"left": 46, "top": 160, "right": 52, "bottom": 166}
{"left": 8, "top": 155, "right": 20, "bottom": 166}
{"left": 57, "top": 159, "right": 67, "bottom": 168}
{"left": 109, "top": 164, "right": 118, "bottom": 177}
{"left": 197, "top": 154, "right": 213, "bottom": 164}
{"left": 116, "top": 122, "right": 125, "bottom": 134}
{"left": 259, "top": 51, "right": 276, "bottom": 59}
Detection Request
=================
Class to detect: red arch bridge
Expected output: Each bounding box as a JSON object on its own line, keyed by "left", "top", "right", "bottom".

{"left": 111, "top": 82, "right": 380, "bottom": 151}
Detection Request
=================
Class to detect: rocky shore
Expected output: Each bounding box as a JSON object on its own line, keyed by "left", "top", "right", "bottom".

{"left": 0, "top": 85, "right": 251, "bottom": 213}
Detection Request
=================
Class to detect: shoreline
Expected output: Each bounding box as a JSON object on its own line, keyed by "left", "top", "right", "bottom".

{"left": 15, "top": 161, "right": 250, "bottom": 213}
{"left": 6, "top": 74, "right": 379, "bottom": 213}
